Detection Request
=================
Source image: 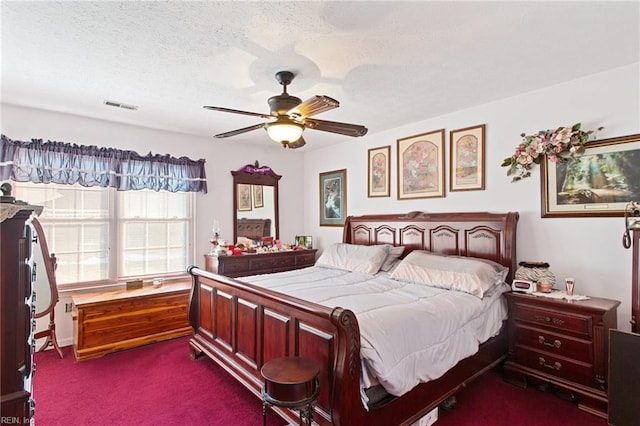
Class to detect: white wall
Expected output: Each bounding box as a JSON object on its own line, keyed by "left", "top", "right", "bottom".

{"left": 302, "top": 63, "right": 640, "bottom": 331}
{"left": 1, "top": 104, "right": 306, "bottom": 345}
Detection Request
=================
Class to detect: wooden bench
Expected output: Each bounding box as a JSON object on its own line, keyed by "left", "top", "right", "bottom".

{"left": 72, "top": 282, "right": 192, "bottom": 361}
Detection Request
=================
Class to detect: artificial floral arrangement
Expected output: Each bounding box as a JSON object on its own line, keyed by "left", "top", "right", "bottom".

{"left": 501, "top": 123, "right": 603, "bottom": 182}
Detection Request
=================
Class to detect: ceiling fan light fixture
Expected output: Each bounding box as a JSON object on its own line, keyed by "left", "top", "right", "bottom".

{"left": 265, "top": 119, "right": 304, "bottom": 145}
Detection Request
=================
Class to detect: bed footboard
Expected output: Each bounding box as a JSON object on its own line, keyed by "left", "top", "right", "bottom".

{"left": 187, "top": 266, "right": 363, "bottom": 426}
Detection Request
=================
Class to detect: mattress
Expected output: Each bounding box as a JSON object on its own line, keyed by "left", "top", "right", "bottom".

{"left": 240, "top": 265, "right": 508, "bottom": 405}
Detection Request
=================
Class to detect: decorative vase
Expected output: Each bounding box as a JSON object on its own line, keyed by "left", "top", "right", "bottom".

{"left": 514, "top": 261, "right": 556, "bottom": 287}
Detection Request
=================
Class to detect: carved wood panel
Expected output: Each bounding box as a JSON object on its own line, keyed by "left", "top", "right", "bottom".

{"left": 262, "top": 308, "right": 290, "bottom": 361}
{"left": 297, "top": 321, "right": 335, "bottom": 417}
{"left": 236, "top": 298, "right": 258, "bottom": 368}
{"left": 214, "top": 290, "right": 233, "bottom": 352}
{"left": 430, "top": 225, "right": 459, "bottom": 254}
{"left": 374, "top": 225, "right": 396, "bottom": 245}
{"left": 465, "top": 226, "right": 501, "bottom": 263}
{"left": 399, "top": 225, "right": 426, "bottom": 251}
{"left": 198, "top": 284, "right": 214, "bottom": 339}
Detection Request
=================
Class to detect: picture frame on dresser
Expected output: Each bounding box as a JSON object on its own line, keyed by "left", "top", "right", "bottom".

{"left": 540, "top": 133, "right": 640, "bottom": 218}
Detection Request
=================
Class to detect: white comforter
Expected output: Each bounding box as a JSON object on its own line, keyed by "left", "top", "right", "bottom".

{"left": 240, "top": 266, "right": 508, "bottom": 400}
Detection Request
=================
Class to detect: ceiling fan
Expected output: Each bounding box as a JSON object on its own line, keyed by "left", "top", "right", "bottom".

{"left": 203, "top": 71, "right": 368, "bottom": 149}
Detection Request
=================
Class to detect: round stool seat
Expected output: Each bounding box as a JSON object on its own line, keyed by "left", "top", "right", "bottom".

{"left": 261, "top": 356, "right": 320, "bottom": 426}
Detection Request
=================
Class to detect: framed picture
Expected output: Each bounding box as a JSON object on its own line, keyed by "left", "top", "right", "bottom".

{"left": 368, "top": 145, "right": 391, "bottom": 197}
{"left": 450, "top": 124, "right": 485, "bottom": 191}
{"left": 541, "top": 133, "right": 640, "bottom": 217}
{"left": 253, "top": 185, "right": 263, "bottom": 208}
{"left": 237, "top": 183, "right": 252, "bottom": 211}
{"left": 319, "top": 169, "right": 347, "bottom": 226}
{"left": 397, "top": 129, "right": 445, "bottom": 199}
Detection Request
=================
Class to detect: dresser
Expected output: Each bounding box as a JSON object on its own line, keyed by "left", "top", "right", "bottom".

{"left": 631, "top": 228, "right": 639, "bottom": 333}
{"left": 1, "top": 203, "right": 37, "bottom": 424}
{"left": 504, "top": 292, "right": 620, "bottom": 418}
{"left": 72, "top": 282, "right": 192, "bottom": 360}
{"left": 204, "top": 249, "right": 317, "bottom": 278}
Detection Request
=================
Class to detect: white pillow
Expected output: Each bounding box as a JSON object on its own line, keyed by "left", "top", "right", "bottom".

{"left": 389, "top": 250, "right": 508, "bottom": 298}
{"left": 316, "top": 243, "right": 390, "bottom": 274}
{"left": 379, "top": 245, "right": 405, "bottom": 272}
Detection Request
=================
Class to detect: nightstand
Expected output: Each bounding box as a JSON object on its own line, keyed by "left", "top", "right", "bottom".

{"left": 503, "top": 291, "right": 620, "bottom": 419}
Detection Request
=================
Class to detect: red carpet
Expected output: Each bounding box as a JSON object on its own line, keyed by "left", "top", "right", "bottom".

{"left": 34, "top": 337, "right": 608, "bottom": 425}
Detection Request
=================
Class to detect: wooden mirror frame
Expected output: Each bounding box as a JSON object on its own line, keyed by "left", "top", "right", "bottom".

{"left": 31, "top": 217, "right": 63, "bottom": 357}
{"left": 232, "top": 162, "right": 281, "bottom": 244}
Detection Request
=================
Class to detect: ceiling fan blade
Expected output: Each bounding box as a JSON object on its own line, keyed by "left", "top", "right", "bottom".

{"left": 214, "top": 123, "right": 265, "bottom": 138}
{"left": 304, "top": 118, "right": 368, "bottom": 137}
{"left": 203, "top": 105, "right": 273, "bottom": 119}
{"left": 289, "top": 95, "right": 339, "bottom": 118}
{"left": 286, "top": 136, "right": 306, "bottom": 149}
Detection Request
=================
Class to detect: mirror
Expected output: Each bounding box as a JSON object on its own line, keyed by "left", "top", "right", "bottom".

{"left": 232, "top": 162, "right": 281, "bottom": 243}
{"left": 31, "top": 217, "right": 63, "bottom": 357}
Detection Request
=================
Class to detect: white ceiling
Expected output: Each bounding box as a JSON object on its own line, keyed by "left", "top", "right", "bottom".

{"left": 2, "top": 1, "right": 639, "bottom": 151}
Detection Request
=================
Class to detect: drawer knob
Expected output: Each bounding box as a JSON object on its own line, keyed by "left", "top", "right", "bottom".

{"left": 538, "top": 336, "right": 561, "bottom": 348}
{"left": 539, "top": 357, "right": 562, "bottom": 371}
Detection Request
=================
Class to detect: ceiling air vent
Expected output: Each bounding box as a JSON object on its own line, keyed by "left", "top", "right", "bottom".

{"left": 103, "top": 100, "right": 138, "bottom": 111}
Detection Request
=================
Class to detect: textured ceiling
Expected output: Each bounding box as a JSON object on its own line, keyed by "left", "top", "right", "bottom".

{"left": 1, "top": 1, "right": 638, "bottom": 151}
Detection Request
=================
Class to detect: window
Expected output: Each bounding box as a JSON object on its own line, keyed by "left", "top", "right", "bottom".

{"left": 14, "top": 182, "right": 194, "bottom": 288}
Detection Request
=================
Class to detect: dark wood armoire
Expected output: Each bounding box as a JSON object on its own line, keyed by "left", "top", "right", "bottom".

{"left": 1, "top": 201, "right": 37, "bottom": 424}
{"left": 608, "top": 229, "right": 640, "bottom": 425}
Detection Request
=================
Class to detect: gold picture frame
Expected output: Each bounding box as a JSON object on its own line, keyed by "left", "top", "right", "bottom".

{"left": 397, "top": 129, "right": 445, "bottom": 199}
{"left": 368, "top": 145, "right": 391, "bottom": 197}
{"left": 450, "top": 124, "right": 485, "bottom": 192}
{"left": 319, "top": 169, "right": 347, "bottom": 226}
{"left": 541, "top": 133, "right": 640, "bottom": 217}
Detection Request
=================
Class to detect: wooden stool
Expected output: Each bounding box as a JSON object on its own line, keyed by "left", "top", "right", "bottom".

{"left": 261, "top": 356, "right": 320, "bottom": 426}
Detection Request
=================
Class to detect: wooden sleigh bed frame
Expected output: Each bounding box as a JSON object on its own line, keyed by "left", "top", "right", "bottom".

{"left": 188, "top": 211, "right": 519, "bottom": 425}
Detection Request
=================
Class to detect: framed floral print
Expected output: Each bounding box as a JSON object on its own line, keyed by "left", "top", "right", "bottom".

{"left": 237, "top": 183, "right": 252, "bottom": 211}
{"left": 450, "top": 124, "right": 485, "bottom": 191}
{"left": 253, "top": 185, "right": 263, "bottom": 208}
{"left": 319, "top": 169, "right": 347, "bottom": 226}
{"left": 368, "top": 146, "right": 391, "bottom": 197}
{"left": 541, "top": 133, "right": 640, "bottom": 217}
{"left": 397, "top": 129, "right": 445, "bottom": 199}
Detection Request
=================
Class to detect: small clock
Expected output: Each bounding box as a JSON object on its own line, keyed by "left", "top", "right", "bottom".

{"left": 511, "top": 279, "right": 535, "bottom": 293}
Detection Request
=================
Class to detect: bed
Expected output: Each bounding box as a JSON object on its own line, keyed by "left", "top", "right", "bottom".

{"left": 188, "top": 211, "right": 519, "bottom": 425}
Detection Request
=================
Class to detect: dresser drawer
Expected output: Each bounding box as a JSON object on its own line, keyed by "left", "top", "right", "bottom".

{"left": 513, "top": 303, "right": 592, "bottom": 337}
{"left": 512, "top": 323, "right": 592, "bottom": 363}
{"left": 250, "top": 255, "right": 294, "bottom": 270}
{"left": 295, "top": 252, "right": 316, "bottom": 266}
{"left": 221, "top": 257, "right": 250, "bottom": 273}
{"left": 512, "top": 345, "right": 593, "bottom": 387}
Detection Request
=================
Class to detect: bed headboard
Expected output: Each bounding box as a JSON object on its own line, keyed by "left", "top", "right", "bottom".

{"left": 342, "top": 211, "right": 519, "bottom": 283}
{"left": 237, "top": 218, "right": 272, "bottom": 240}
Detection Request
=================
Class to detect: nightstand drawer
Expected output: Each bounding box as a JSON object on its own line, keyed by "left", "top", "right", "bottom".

{"left": 513, "top": 303, "right": 592, "bottom": 337}
{"left": 512, "top": 346, "right": 593, "bottom": 387}
{"left": 512, "top": 323, "right": 592, "bottom": 362}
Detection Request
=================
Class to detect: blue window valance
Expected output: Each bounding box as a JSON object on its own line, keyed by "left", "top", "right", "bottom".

{"left": 0, "top": 135, "right": 207, "bottom": 193}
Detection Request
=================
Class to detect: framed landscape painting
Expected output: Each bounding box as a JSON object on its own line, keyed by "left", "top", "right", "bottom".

{"left": 397, "top": 129, "right": 445, "bottom": 199}
{"left": 319, "top": 169, "right": 347, "bottom": 226}
{"left": 450, "top": 124, "right": 485, "bottom": 191}
{"left": 368, "top": 145, "right": 391, "bottom": 197}
{"left": 541, "top": 133, "right": 640, "bottom": 217}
